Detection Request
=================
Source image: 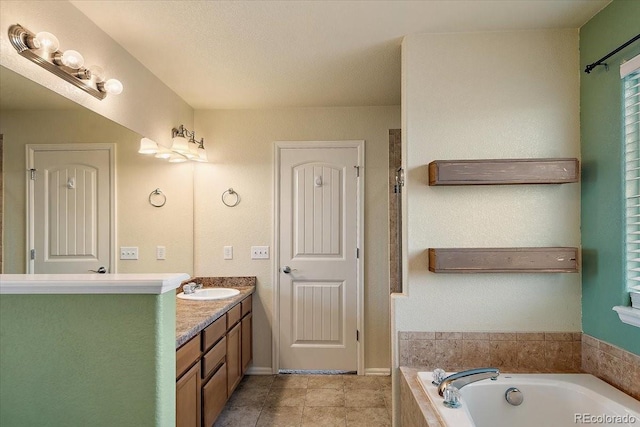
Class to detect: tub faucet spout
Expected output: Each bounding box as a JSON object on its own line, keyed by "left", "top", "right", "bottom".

{"left": 437, "top": 368, "right": 499, "bottom": 396}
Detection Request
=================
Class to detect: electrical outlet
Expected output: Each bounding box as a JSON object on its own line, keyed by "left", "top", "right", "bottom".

{"left": 120, "top": 246, "right": 138, "bottom": 260}
{"left": 251, "top": 246, "right": 269, "bottom": 259}
{"left": 224, "top": 246, "right": 233, "bottom": 260}
{"left": 156, "top": 246, "right": 166, "bottom": 260}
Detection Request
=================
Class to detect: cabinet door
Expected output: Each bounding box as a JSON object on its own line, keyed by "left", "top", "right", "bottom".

{"left": 202, "top": 363, "right": 227, "bottom": 427}
{"left": 226, "top": 322, "right": 242, "bottom": 395}
{"left": 177, "top": 361, "right": 201, "bottom": 427}
{"left": 241, "top": 312, "right": 252, "bottom": 374}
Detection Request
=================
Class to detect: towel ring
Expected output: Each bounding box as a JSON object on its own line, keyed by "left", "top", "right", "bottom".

{"left": 222, "top": 188, "right": 240, "bottom": 207}
{"left": 149, "top": 188, "right": 166, "bottom": 208}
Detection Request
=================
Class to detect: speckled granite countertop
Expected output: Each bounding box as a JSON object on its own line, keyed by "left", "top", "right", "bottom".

{"left": 175, "top": 276, "right": 256, "bottom": 348}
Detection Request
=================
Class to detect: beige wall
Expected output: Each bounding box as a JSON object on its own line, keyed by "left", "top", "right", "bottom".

{"left": 194, "top": 106, "right": 400, "bottom": 372}
{"left": 0, "top": 108, "right": 194, "bottom": 274}
{"left": 392, "top": 29, "right": 581, "bottom": 422}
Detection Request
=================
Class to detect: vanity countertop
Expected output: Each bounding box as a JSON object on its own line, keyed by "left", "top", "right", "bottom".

{"left": 175, "top": 276, "right": 256, "bottom": 348}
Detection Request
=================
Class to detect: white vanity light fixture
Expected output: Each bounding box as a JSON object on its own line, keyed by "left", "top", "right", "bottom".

{"left": 139, "top": 125, "right": 208, "bottom": 163}
{"left": 168, "top": 153, "right": 188, "bottom": 163}
{"left": 154, "top": 147, "right": 173, "bottom": 160}
{"left": 8, "top": 23, "right": 123, "bottom": 100}
{"left": 138, "top": 137, "right": 159, "bottom": 155}
{"left": 171, "top": 125, "right": 208, "bottom": 162}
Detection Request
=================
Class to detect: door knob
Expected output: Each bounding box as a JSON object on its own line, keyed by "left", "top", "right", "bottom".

{"left": 282, "top": 266, "right": 294, "bottom": 274}
{"left": 89, "top": 266, "right": 107, "bottom": 274}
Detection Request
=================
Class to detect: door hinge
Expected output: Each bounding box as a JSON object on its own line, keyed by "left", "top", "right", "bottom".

{"left": 30, "top": 249, "right": 36, "bottom": 260}
{"left": 356, "top": 247, "right": 360, "bottom": 259}
{"left": 356, "top": 330, "right": 360, "bottom": 341}
{"left": 29, "top": 169, "right": 36, "bottom": 180}
{"left": 354, "top": 166, "right": 360, "bottom": 177}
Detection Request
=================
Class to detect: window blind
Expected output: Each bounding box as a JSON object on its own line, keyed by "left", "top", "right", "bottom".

{"left": 624, "top": 58, "right": 640, "bottom": 289}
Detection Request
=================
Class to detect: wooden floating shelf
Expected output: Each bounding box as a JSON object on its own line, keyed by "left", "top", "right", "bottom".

{"left": 428, "top": 158, "right": 579, "bottom": 186}
{"left": 428, "top": 247, "right": 579, "bottom": 273}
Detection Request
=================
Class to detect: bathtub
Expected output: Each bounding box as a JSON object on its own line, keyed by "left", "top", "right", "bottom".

{"left": 417, "top": 372, "right": 640, "bottom": 427}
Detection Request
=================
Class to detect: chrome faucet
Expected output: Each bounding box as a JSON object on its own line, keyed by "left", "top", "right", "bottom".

{"left": 182, "top": 282, "right": 202, "bottom": 294}
{"left": 437, "top": 367, "right": 499, "bottom": 396}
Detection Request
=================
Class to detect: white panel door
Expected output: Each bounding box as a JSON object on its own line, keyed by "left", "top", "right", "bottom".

{"left": 28, "top": 145, "right": 113, "bottom": 273}
{"left": 278, "top": 143, "right": 361, "bottom": 371}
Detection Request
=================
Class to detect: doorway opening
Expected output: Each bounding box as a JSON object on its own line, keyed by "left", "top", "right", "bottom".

{"left": 389, "top": 129, "right": 402, "bottom": 294}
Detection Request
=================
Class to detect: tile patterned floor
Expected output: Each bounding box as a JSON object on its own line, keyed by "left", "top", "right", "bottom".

{"left": 214, "top": 374, "right": 392, "bottom": 427}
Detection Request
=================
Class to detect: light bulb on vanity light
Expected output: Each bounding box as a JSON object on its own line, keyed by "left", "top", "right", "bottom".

{"left": 32, "top": 31, "right": 60, "bottom": 52}
{"left": 101, "top": 78, "right": 123, "bottom": 95}
{"left": 59, "top": 50, "right": 84, "bottom": 69}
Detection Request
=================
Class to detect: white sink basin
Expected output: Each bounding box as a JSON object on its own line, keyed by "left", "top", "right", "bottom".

{"left": 177, "top": 288, "right": 240, "bottom": 301}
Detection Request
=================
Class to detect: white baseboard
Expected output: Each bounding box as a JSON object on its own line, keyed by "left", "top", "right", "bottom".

{"left": 245, "top": 366, "right": 274, "bottom": 375}
{"left": 245, "top": 366, "right": 391, "bottom": 376}
{"left": 365, "top": 368, "right": 391, "bottom": 376}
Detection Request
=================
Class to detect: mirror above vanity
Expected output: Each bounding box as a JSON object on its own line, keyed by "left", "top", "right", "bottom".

{"left": 0, "top": 66, "right": 194, "bottom": 275}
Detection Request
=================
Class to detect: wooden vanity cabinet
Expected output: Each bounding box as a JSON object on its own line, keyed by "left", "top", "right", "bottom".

{"left": 176, "top": 336, "right": 202, "bottom": 427}
{"left": 226, "top": 296, "right": 253, "bottom": 395}
{"left": 226, "top": 322, "right": 242, "bottom": 395}
{"left": 201, "top": 315, "right": 227, "bottom": 427}
{"left": 177, "top": 294, "right": 253, "bottom": 427}
{"left": 241, "top": 312, "right": 252, "bottom": 373}
{"left": 241, "top": 295, "right": 252, "bottom": 374}
{"left": 202, "top": 362, "right": 227, "bottom": 427}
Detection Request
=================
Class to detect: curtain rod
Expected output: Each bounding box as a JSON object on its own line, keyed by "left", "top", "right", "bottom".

{"left": 584, "top": 33, "right": 640, "bottom": 74}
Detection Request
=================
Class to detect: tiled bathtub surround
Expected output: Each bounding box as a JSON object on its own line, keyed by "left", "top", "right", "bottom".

{"left": 399, "top": 331, "right": 582, "bottom": 373}
{"left": 582, "top": 334, "right": 640, "bottom": 400}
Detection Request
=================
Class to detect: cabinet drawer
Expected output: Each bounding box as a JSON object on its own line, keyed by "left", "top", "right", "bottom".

{"left": 227, "top": 303, "right": 241, "bottom": 328}
{"left": 177, "top": 335, "right": 201, "bottom": 379}
{"left": 202, "top": 336, "right": 226, "bottom": 379}
{"left": 202, "top": 363, "right": 227, "bottom": 427}
{"left": 241, "top": 295, "right": 252, "bottom": 317}
{"left": 202, "top": 314, "right": 226, "bottom": 351}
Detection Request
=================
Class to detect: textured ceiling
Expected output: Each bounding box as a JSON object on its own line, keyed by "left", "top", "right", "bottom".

{"left": 69, "top": 0, "right": 609, "bottom": 109}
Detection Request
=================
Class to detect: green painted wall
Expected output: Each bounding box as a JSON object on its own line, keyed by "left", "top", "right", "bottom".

{"left": 581, "top": 0, "right": 640, "bottom": 355}
{"left": 0, "top": 292, "right": 176, "bottom": 427}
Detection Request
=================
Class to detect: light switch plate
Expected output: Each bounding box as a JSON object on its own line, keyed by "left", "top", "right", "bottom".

{"left": 156, "top": 246, "right": 166, "bottom": 260}
{"left": 224, "top": 246, "right": 233, "bottom": 260}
